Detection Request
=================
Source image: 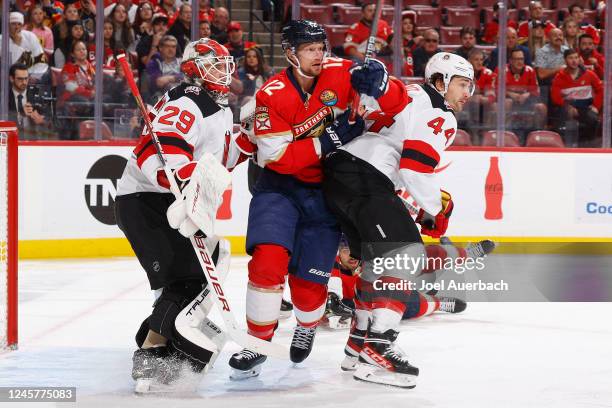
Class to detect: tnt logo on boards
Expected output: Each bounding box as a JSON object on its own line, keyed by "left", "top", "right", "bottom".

{"left": 84, "top": 155, "right": 127, "bottom": 225}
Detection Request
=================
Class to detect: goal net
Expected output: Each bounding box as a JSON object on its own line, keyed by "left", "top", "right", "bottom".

{"left": 0, "top": 122, "right": 18, "bottom": 350}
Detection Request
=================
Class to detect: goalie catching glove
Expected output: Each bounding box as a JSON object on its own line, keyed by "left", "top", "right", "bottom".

{"left": 166, "top": 153, "right": 232, "bottom": 238}
{"left": 416, "top": 190, "right": 453, "bottom": 238}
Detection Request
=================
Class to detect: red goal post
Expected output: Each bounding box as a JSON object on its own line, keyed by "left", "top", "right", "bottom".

{"left": 0, "top": 122, "right": 18, "bottom": 350}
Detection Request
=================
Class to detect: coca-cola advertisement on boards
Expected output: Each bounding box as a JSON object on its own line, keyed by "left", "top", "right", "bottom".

{"left": 484, "top": 156, "right": 503, "bottom": 220}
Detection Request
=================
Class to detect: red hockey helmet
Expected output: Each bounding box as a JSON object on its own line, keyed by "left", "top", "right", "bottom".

{"left": 181, "top": 38, "right": 235, "bottom": 95}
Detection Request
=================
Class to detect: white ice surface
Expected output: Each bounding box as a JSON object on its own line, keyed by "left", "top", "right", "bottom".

{"left": 1, "top": 256, "right": 612, "bottom": 408}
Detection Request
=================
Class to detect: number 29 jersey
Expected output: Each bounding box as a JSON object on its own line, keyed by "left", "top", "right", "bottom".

{"left": 341, "top": 83, "right": 457, "bottom": 216}
{"left": 117, "top": 83, "right": 244, "bottom": 195}
{"left": 253, "top": 57, "right": 356, "bottom": 184}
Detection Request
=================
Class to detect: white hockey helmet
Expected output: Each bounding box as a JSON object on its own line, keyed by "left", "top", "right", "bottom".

{"left": 181, "top": 38, "right": 235, "bottom": 95}
{"left": 424, "top": 52, "right": 475, "bottom": 96}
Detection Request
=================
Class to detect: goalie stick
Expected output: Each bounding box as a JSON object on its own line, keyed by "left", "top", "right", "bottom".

{"left": 350, "top": 0, "right": 384, "bottom": 121}
{"left": 117, "top": 54, "right": 288, "bottom": 359}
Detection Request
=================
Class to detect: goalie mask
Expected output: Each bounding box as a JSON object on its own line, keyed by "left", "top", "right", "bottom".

{"left": 424, "top": 52, "right": 475, "bottom": 97}
{"left": 181, "top": 38, "right": 235, "bottom": 100}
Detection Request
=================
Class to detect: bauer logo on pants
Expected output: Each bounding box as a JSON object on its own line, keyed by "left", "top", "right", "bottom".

{"left": 84, "top": 155, "right": 128, "bottom": 225}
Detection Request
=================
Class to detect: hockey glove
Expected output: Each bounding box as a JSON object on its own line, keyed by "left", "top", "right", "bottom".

{"left": 416, "top": 190, "right": 454, "bottom": 239}
{"left": 319, "top": 109, "right": 365, "bottom": 156}
{"left": 164, "top": 162, "right": 200, "bottom": 237}
{"left": 350, "top": 59, "right": 389, "bottom": 99}
{"left": 166, "top": 154, "right": 232, "bottom": 238}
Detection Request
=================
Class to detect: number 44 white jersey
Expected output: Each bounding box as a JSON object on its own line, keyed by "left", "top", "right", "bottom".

{"left": 340, "top": 82, "right": 457, "bottom": 216}
{"left": 118, "top": 83, "right": 249, "bottom": 195}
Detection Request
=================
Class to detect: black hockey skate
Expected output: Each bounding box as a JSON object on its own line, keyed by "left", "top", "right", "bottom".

{"left": 354, "top": 329, "right": 419, "bottom": 388}
{"left": 426, "top": 238, "right": 496, "bottom": 296}
{"left": 341, "top": 321, "right": 367, "bottom": 371}
{"left": 438, "top": 296, "right": 467, "bottom": 313}
{"left": 132, "top": 346, "right": 182, "bottom": 393}
{"left": 324, "top": 292, "right": 355, "bottom": 330}
{"left": 465, "top": 239, "right": 496, "bottom": 259}
{"left": 279, "top": 298, "right": 294, "bottom": 320}
{"left": 229, "top": 349, "right": 267, "bottom": 380}
{"left": 290, "top": 325, "right": 317, "bottom": 363}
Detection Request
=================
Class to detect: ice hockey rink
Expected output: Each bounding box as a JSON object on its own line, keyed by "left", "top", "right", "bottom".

{"left": 1, "top": 255, "right": 612, "bottom": 408}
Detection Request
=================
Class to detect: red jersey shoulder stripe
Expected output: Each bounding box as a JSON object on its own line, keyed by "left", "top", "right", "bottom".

{"left": 400, "top": 140, "right": 440, "bottom": 173}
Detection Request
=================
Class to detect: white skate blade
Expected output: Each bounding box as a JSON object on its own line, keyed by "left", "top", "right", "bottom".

{"left": 134, "top": 379, "right": 152, "bottom": 394}
{"left": 327, "top": 316, "right": 350, "bottom": 330}
{"left": 229, "top": 364, "right": 262, "bottom": 381}
{"left": 340, "top": 355, "right": 358, "bottom": 371}
{"left": 279, "top": 309, "right": 292, "bottom": 320}
{"left": 353, "top": 364, "right": 417, "bottom": 389}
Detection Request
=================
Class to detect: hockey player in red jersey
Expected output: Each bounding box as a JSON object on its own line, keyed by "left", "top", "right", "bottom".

{"left": 115, "top": 38, "right": 251, "bottom": 392}
{"left": 323, "top": 52, "right": 475, "bottom": 388}
{"left": 228, "top": 19, "right": 401, "bottom": 380}
{"left": 324, "top": 236, "right": 495, "bottom": 332}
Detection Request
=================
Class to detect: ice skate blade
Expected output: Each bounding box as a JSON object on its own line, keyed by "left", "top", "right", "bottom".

{"left": 279, "top": 310, "right": 292, "bottom": 320}
{"left": 229, "top": 365, "right": 262, "bottom": 381}
{"left": 134, "top": 379, "right": 152, "bottom": 394}
{"left": 353, "top": 364, "right": 417, "bottom": 389}
{"left": 340, "top": 355, "right": 358, "bottom": 371}
{"left": 327, "top": 316, "right": 350, "bottom": 330}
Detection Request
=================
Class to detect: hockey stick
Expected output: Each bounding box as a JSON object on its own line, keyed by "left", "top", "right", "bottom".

{"left": 349, "top": 0, "right": 384, "bottom": 121}
{"left": 117, "top": 54, "right": 288, "bottom": 359}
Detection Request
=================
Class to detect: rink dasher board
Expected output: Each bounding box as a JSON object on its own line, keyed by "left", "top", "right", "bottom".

{"left": 15, "top": 143, "right": 612, "bottom": 258}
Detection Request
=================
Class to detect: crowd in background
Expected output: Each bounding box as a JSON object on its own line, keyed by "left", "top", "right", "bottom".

{"left": 2, "top": 0, "right": 609, "bottom": 146}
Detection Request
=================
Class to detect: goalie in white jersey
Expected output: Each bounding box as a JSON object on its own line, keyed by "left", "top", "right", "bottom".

{"left": 115, "top": 38, "right": 253, "bottom": 392}
{"left": 322, "top": 52, "right": 474, "bottom": 388}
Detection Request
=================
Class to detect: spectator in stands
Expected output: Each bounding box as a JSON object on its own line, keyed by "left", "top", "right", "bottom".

{"left": 517, "top": 1, "right": 556, "bottom": 40}
{"left": 461, "top": 49, "right": 495, "bottom": 133}
{"left": 90, "top": 19, "right": 118, "bottom": 68}
{"left": 534, "top": 28, "right": 568, "bottom": 86}
{"left": 412, "top": 29, "right": 440, "bottom": 77}
{"left": 496, "top": 48, "right": 547, "bottom": 138}
{"left": 132, "top": 1, "right": 154, "bottom": 41}
{"left": 343, "top": 2, "right": 393, "bottom": 62}
{"left": 7, "top": 11, "right": 49, "bottom": 79}
{"left": 199, "top": 0, "right": 215, "bottom": 23}
{"left": 167, "top": 3, "right": 191, "bottom": 56}
{"left": 455, "top": 27, "right": 477, "bottom": 61}
{"left": 156, "top": 0, "right": 178, "bottom": 25}
{"left": 145, "top": 34, "right": 182, "bottom": 102}
{"left": 550, "top": 48, "right": 602, "bottom": 146}
{"left": 136, "top": 13, "right": 169, "bottom": 71}
{"left": 80, "top": 0, "right": 97, "bottom": 34}
{"left": 561, "top": 17, "right": 580, "bottom": 50}
{"left": 103, "top": 59, "right": 133, "bottom": 117}
{"left": 199, "top": 19, "right": 212, "bottom": 39}
{"left": 53, "top": 3, "right": 81, "bottom": 58}
{"left": 211, "top": 7, "right": 230, "bottom": 44}
{"left": 60, "top": 40, "right": 96, "bottom": 139}
{"left": 397, "top": 11, "right": 421, "bottom": 77}
{"left": 481, "top": 3, "right": 518, "bottom": 45}
{"left": 487, "top": 27, "right": 532, "bottom": 71}
{"left": 237, "top": 47, "right": 273, "bottom": 106}
{"left": 578, "top": 33, "right": 604, "bottom": 79}
{"left": 104, "top": 0, "right": 137, "bottom": 25}
{"left": 53, "top": 19, "right": 89, "bottom": 69}
{"left": 526, "top": 20, "right": 546, "bottom": 61}
{"left": 8, "top": 63, "right": 48, "bottom": 139}
{"left": 567, "top": 3, "right": 600, "bottom": 45}
{"left": 26, "top": 5, "right": 54, "bottom": 61}
{"left": 225, "top": 21, "right": 257, "bottom": 61}
{"left": 109, "top": 4, "right": 135, "bottom": 51}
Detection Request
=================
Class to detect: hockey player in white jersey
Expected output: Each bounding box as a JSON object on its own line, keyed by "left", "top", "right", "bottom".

{"left": 115, "top": 38, "right": 252, "bottom": 392}
{"left": 322, "top": 52, "right": 474, "bottom": 388}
